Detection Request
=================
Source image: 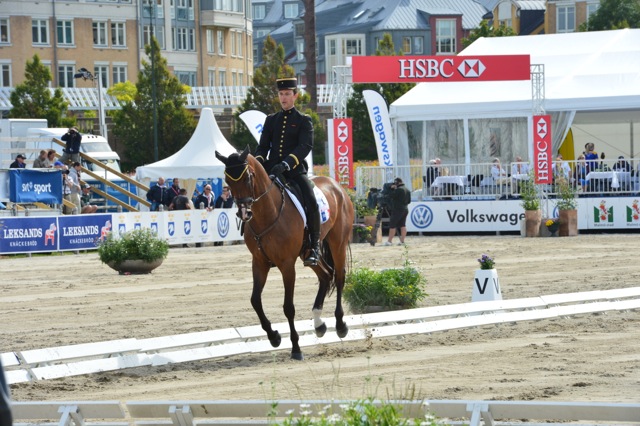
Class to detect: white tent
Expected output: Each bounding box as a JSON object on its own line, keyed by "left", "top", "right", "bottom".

{"left": 389, "top": 29, "right": 640, "bottom": 165}
{"left": 136, "top": 107, "right": 237, "bottom": 181}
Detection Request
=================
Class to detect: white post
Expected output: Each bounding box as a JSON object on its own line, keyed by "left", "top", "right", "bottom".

{"left": 96, "top": 73, "right": 107, "bottom": 141}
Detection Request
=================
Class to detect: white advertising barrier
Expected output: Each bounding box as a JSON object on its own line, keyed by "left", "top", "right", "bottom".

{"left": 111, "top": 208, "right": 243, "bottom": 245}
{"left": 406, "top": 196, "right": 640, "bottom": 233}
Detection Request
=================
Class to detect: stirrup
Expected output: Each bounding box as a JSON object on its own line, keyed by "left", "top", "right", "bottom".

{"left": 303, "top": 246, "right": 320, "bottom": 266}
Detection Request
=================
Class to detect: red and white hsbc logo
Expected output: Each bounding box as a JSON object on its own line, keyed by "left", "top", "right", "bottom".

{"left": 352, "top": 55, "right": 531, "bottom": 83}
{"left": 332, "top": 118, "right": 353, "bottom": 188}
{"left": 533, "top": 115, "right": 552, "bottom": 185}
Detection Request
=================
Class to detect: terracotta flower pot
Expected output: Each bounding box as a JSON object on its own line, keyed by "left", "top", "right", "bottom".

{"left": 559, "top": 209, "right": 578, "bottom": 236}
{"left": 524, "top": 210, "right": 542, "bottom": 237}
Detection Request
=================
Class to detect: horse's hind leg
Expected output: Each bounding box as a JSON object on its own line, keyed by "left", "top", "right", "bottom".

{"left": 250, "top": 259, "right": 281, "bottom": 349}
{"left": 332, "top": 243, "right": 349, "bottom": 339}
{"left": 311, "top": 271, "right": 330, "bottom": 338}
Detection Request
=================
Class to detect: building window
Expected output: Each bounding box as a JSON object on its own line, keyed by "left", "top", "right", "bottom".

{"left": 238, "top": 70, "right": 243, "bottom": 85}
{"left": 586, "top": 2, "right": 599, "bottom": 18}
{"left": 557, "top": 5, "right": 575, "bottom": 32}
{"left": 112, "top": 65, "right": 127, "bottom": 84}
{"left": 58, "top": 64, "right": 75, "bottom": 88}
{"left": 94, "top": 65, "right": 109, "bottom": 87}
{"left": 230, "top": 32, "right": 237, "bottom": 56}
{"left": 57, "top": 20, "right": 74, "bottom": 46}
{"left": 32, "top": 19, "right": 49, "bottom": 45}
{"left": 206, "top": 29, "right": 215, "bottom": 53}
{"left": 93, "top": 21, "right": 108, "bottom": 46}
{"left": 256, "top": 29, "right": 269, "bottom": 38}
{"left": 217, "top": 30, "right": 224, "bottom": 54}
{"left": 344, "top": 38, "right": 362, "bottom": 55}
{"left": 175, "top": 71, "right": 196, "bottom": 86}
{"left": 218, "top": 69, "right": 226, "bottom": 85}
{"left": 143, "top": 0, "right": 164, "bottom": 18}
{"left": 402, "top": 36, "right": 411, "bottom": 54}
{"left": 413, "top": 36, "right": 423, "bottom": 54}
{"left": 111, "top": 22, "right": 126, "bottom": 47}
{"left": 253, "top": 5, "right": 265, "bottom": 20}
{"left": 236, "top": 32, "right": 242, "bottom": 57}
{"left": 143, "top": 25, "right": 165, "bottom": 49}
{"left": 436, "top": 19, "right": 456, "bottom": 54}
{"left": 284, "top": 2, "right": 299, "bottom": 19}
{"left": 208, "top": 69, "right": 216, "bottom": 86}
{"left": 0, "top": 63, "right": 10, "bottom": 87}
{"left": 329, "top": 39, "right": 336, "bottom": 55}
{"left": 0, "top": 18, "right": 9, "bottom": 43}
{"left": 296, "top": 39, "right": 304, "bottom": 60}
{"left": 233, "top": 0, "right": 242, "bottom": 13}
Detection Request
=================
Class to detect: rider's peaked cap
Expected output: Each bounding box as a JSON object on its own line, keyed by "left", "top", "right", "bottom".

{"left": 276, "top": 78, "right": 297, "bottom": 90}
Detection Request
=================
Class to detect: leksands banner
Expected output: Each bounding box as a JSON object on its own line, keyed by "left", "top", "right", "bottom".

{"left": 363, "top": 90, "right": 394, "bottom": 167}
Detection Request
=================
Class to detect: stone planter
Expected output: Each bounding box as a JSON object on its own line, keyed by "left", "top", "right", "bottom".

{"left": 524, "top": 210, "right": 542, "bottom": 237}
{"left": 472, "top": 269, "right": 502, "bottom": 302}
{"left": 107, "top": 259, "right": 164, "bottom": 275}
{"left": 559, "top": 209, "right": 578, "bottom": 236}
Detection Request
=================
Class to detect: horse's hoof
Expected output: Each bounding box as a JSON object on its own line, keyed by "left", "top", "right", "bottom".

{"left": 291, "top": 351, "right": 304, "bottom": 361}
{"left": 336, "top": 324, "right": 349, "bottom": 338}
{"left": 315, "top": 323, "right": 327, "bottom": 338}
{"left": 269, "top": 331, "right": 281, "bottom": 348}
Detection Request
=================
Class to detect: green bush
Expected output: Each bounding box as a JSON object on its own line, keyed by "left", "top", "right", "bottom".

{"left": 344, "top": 255, "right": 427, "bottom": 312}
{"left": 97, "top": 228, "right": 169, "bottom": 266}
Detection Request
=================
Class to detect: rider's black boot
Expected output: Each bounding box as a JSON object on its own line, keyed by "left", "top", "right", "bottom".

{"left": 303, "top": 209, "right": 321, "bottom": 267}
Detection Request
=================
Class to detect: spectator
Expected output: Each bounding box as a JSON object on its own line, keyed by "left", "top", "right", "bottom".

{"left": 613, "top": 155, "right": 632, "bottom": 172}
{"left": 553, "top": 154, "right": 571, "bottom": 180}
{"left": 68, "top": 162, "right": 83, "bottom": 214}
{"left": 584, "top": 143, "right": 599, "bottom": 171}
{"left": 167, "top": 178, "right": 181, "bottom": 205}
{"left": 423, "top": 158, "right": 440, "bottom": 196}
{"left": 383, "top": 177, "right": 411, "bottom": 246}
{"left": 60, "top": 127, "right": 82, "bottom": 164}
{"left": 146, "top": 177, "right": 169, "bottom": 211}
{"left": 169, "top": 188, "right": 193, "bottom": 211}
{"left": 511, "top": 156, "right": 529, "bottom": 176}
{"left": 81, "top": 184, "right": 99, "bottom": 214}
{"left": 491, "top": 157, "right": 510, "bottom": 199}
{"left": 573, "top": 154, "right": 590, "bottom": 192}
{"left": 215, "top": 185, "right": 234, "bottom": 208}
{"left": 33, "top": 150, "right": 49, "bottom": 168}
{"left": 9, "top": 154, "right": 26, "bottom": 168}
{"left": 46, "top": 149, "right": 57, "bottom": 167}
{"left": 61, "top": 166, "right": 73, "bottom": 214}
{"left": 195, "top": 184, "right": 215, "bottom": 211}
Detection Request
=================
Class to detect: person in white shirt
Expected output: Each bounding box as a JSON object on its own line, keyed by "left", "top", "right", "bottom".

{"left": 511, "top": 156, "right": 529, "bottom": 176}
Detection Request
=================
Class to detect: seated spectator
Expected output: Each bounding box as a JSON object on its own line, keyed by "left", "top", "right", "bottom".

{"left": 491, "top": 157, "right": 510, "bottom": 199}
{"left": 215, "top": 186, "right": 234, "bottom": 208}
{"left": 46, "top": 149, "right": 57, "bottom": 167}
{"left": 194, "top": 184, "right": 215, "bottom": 211}
{"left": 612, "top": 155, "right": 632, "bottom": 172}
{"left": 511, "top": 156, "right": 529, "bottom": 176}
{"left": 81, "top": 184, "right": 99, "bottom": 214}
{"left": 33, "top": 150, "right": 48, "bottom": 168}
{"left": 423, "top": 158, "right": 440, "bottom": 196}
{"left": 573, "top": 154, "right": 590, "bottom": 192}
{"left": 169, "top": 188, "right": 193, "bottom": 210}
{"left": 10, "top": 154, "right": 26, "bottom": 168}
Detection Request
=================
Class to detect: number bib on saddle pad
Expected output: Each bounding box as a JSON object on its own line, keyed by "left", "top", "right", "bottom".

{"left": 285, "top": 186, "right": 330, "bottom": 226}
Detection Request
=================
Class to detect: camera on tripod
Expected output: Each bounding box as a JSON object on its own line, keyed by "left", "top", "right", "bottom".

{"left": 367, "top": 182, "right": 394, "bottom": 211}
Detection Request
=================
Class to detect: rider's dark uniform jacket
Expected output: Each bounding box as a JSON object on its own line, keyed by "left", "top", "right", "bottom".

{"left": 255, "top": 107, "right": 313, "bottom": 176}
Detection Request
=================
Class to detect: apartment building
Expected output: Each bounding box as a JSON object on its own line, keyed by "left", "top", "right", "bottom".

{"left": 0, "top": 0, "right": 253, "bottom": 90}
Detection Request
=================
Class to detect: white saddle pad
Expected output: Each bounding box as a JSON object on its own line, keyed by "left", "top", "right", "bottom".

{"left": 286, "top": 186, "right": 330, "bottom": 227}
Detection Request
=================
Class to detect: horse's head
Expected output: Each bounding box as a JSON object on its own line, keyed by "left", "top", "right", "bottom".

{"left": 215, "top": 146, "right": 273, "bottom": 222}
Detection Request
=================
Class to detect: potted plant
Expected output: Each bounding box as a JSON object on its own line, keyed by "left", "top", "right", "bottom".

{"left": 97, "top": 228, "right": 169, "bottom": 274}
{"left": 352, "top": 223, "right": 373, "bottom": 243}
{"left": 344, "top": 251, "right": 427, "bottom": 313}
{"left": 555, "top": 177, "right": 578, "bottom": 236}
{"left": 473, "top": 254, "right": 501, "bottom": 302}
{"left": 545, "top": 218, "right": 560, "bottom": 236}
{"left": 519, "top": 172, "right": 541, "bottom": 237}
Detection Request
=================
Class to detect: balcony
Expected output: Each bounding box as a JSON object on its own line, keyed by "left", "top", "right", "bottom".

{"left": 200, "top": 10, "right": 245, "bottom": 29}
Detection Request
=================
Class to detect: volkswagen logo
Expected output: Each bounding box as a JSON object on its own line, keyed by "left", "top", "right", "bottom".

{"left": 410, "top": 204, "right": 433, "bottom": 229}
{"left": 218, "top": 212, "right": 230, "bottom": 238}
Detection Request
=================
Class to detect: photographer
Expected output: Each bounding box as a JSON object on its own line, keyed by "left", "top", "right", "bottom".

{"left": 61, "top": 167, "right": 74, "bottom": 214}
{"left": 60, "top": 126, "right": 82, "bottom": 164}
{"left": 383, "top": 177, "right": 411, "bottom": 246}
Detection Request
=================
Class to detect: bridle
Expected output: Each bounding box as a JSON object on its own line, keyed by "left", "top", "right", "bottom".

{"left": 224, "top": 160, "right": 286, "bottom": 247}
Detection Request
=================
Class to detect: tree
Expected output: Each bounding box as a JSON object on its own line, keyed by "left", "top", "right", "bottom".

{"left": 232, "top": 36, "right": 326, "bottom": 163}
{"left": 111, "top": 38, "right": 196, "bottom": 170}
{"left": 302, "top": 0, "right": 317, "bottom": 110}
{"left": 579, "top": 0, "right": 640, "bottom": 31}
{"left": 462, "top": 20, "right": 516, "bottom": 49}
{"left": 346, "top": 34, "right": 414, "bottom": 161}
{"left": 9, "top": 54, "right": 71, "bottom": 127}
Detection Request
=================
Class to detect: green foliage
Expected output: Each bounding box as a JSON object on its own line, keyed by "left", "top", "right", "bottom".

{"left": 579, "top": 0, "right": 640, "bottom": 31}
{"left": 353, "top": 197, "right": 378, "bottom": 218}
{"left": 111, "top": 37, "right": 196, "bottom": 170}
{"left": 519, "top": 172, "right": 540, "bottom": 211}
{"left": 9, "top": 54, "right": 72, "bottom": 127}
{"left": 107, "top": 81, "right": 137, "bottom": 103}
{"left": 477, "top": 254, "right": 495, "bottom": 270}
{"left": 462, "top": 21, "right": 516, "bottom": 49}
{"left": 97, "top": 228, "right": 169, "bottom": 266}
{"left": 344, "top": 251, "right": 427, "bottom": 312}
{"left": 275, "top": 399, "right": 437, "bottom": 425}
{"left": 555, "top": 177, "right": 577, "bottom": 210}
{"left": 346, "top": 34, "right": 414, "bottom": 162}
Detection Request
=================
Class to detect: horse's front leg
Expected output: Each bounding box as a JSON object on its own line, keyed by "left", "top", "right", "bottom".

{"left": 250, "top": 258, "right": 281, "bottom": 349}
{"left": 280, "top": 261, "right": 302, "bottom": 360}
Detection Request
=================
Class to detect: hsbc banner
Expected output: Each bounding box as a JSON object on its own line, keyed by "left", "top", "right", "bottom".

{"left": 9, "top": 169, "right": 62, "bottom": 204}
{"left": 58, "top": 214, "right": 113, "bottom": 250}
{"left": 533, "top": 115, "right": 552, "bottom": 184}
{"left": 352, "top": 55, "right": 531, "bottom": 83}
{"left": 328, "top": 118, "right": 354, "bottom": 188}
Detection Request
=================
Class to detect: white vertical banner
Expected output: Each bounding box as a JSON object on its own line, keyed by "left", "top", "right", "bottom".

{"left": 363, "top": 90, "right": 394, "bottom": 167}
{"left": 239, "top": 109, "right": 314, "bottom": 175}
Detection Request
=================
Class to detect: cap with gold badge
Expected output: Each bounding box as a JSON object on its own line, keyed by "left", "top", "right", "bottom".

{"left": 276, "top": 78, "right": 297, "bottom": 90}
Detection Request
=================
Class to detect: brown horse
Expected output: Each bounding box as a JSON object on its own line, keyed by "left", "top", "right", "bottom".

{"left": 215, "top": 147, "right": 354, "bottom": 360}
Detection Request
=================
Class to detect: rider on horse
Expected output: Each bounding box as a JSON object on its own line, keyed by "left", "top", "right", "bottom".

{"left": 254, "top": 77, "right": 320, "bottom": 267}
